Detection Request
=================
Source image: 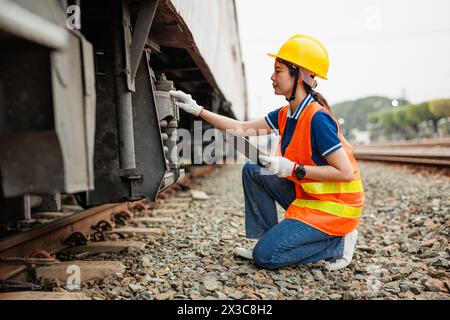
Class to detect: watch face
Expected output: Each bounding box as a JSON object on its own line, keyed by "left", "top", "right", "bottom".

{"left": 295, "top": 166, "right": 305, "bottom": 180}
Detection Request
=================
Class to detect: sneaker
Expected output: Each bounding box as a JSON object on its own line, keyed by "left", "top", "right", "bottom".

{"left": 326, "top": 229, "right": 358, "bottom": 271}
{"left": 234, "top": 243, "right": 256, "bottom": 260}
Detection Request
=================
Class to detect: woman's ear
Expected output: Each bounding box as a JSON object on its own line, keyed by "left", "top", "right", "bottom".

{"left": 297, "top": 71, "right": 304, "bottom": 87}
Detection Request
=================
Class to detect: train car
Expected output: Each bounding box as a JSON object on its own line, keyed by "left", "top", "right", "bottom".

{"left": 0, "top": 0, "right": 247, "bottom": 223}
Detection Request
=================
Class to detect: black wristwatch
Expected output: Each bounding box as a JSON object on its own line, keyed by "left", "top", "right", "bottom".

{"left": 293, "top": 164, "right": 306, "bottom": 180}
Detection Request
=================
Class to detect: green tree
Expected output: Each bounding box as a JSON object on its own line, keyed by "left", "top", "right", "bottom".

{"left": 379, "top": 111, "right": 396, "bottom": 135}
{"left": 429, "top": 99, "right": 450, "bottom": 118}
{"left": 367, "top": 112, "right": 379, "bottom": 124}
{"left": 404, "top": 102, "right": 433, "bottom": 126}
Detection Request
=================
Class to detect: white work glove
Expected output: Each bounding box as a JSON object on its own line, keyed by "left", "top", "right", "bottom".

{"left": 169, "top": 90, "right": 204, "bottom": 117}
{"left": 258, "top": 155, "right": 296, "bottom": 178}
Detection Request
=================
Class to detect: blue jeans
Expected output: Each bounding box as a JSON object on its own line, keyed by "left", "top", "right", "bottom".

{"left": 242, "top": 161, "right": 344, "bottom": 269}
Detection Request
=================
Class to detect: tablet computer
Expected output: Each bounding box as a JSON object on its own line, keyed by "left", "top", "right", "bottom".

{"left": 232, "top": 135, "right": 268, "bottom": 167}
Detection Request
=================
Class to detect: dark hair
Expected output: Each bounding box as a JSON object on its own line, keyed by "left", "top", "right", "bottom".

{"left": 288, "top": 68, "right": 332, "bottom": 113}
{"left": 303, "top": 81, "right": 331, "bottom": 113}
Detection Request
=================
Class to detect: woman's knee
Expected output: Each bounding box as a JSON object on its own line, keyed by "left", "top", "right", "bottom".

{"left": 242, "top": 161, "right": 259, "bottom": 179}
{"left": 252, "top": 242, "right": 278, "bottom": 270}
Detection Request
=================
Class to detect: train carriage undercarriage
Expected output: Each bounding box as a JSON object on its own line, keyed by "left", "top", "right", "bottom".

{"left": 0, "top": 0, "right": 247, "bottom": 223}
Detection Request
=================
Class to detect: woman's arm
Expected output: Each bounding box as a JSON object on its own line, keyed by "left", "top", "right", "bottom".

{"left": 199, "top": 109, "right": 272, "bottom": 136}
{"left": 304, "top": 148, "right": 354, "bottom": 182}
{"left": 302, "top": 111, "right": 354, "bottom": 182}
{"left": 169, "top": 90, "right": 272, "bottom": 136}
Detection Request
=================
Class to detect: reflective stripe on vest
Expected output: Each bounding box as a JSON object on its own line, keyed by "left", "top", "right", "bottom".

{"left": 291, "top": 199, "right": 363, "bottom": 218}
{"left": 301, "top": 180, "right": 364, "bottom": 194}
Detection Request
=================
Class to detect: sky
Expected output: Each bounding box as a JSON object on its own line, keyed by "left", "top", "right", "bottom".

{"left": 235, "top": 0, "right": 450, "bottom": 119}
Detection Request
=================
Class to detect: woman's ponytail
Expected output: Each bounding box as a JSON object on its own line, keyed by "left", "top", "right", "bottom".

{"left": 303, "top": 82, "right": 332, "bottom": 113}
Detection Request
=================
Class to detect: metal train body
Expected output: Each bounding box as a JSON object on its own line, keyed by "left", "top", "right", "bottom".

{"left": 0, "top": 0, "right": 247, "bottom": 223}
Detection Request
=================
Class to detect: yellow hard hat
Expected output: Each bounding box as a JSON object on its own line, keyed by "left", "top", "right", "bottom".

{"left": 267, "top": 34, "right": 329, "bottom": 80}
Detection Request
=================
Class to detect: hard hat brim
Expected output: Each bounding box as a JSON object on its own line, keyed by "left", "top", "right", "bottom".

{"left": 267, "top": 53, "right": 328, "bottom": 80}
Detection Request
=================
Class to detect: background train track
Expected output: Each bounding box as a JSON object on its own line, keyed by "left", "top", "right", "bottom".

{"left": 353, "top": 138, "right": 450, "bottom": 167}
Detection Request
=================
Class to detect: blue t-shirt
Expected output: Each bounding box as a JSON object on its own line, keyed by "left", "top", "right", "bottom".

{"left": 264, "top": 94, "right": 342, "bottom": 166}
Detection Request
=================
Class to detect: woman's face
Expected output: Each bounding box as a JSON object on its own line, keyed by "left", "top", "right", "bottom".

{"left": 271, "top": 60, "right": 294, "bottom": 97}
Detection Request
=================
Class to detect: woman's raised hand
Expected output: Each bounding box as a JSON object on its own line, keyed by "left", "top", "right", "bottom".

{"left": 169, "top": 90, "right": 204, "bottom": 117}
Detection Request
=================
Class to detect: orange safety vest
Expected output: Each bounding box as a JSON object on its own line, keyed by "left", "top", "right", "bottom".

{"left": 277, "top": 102, "right": 365, "bottom": 236}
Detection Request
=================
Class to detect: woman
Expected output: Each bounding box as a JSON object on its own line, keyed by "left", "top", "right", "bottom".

{"left": 170, "top": 34, "right": 364, "bottom": 271}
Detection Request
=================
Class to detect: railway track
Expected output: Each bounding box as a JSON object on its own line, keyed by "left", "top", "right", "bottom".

{"left": 0, "top": 165, "right": 216, "bottom": 295}
{"left": 353, "top": 138, "right": 450, "bottom": 167}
